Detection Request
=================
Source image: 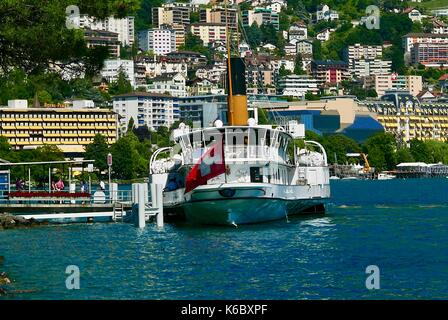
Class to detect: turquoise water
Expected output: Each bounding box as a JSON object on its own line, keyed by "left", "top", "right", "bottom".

{"left": 1, "top": 179, "right": 447, "bottom": 300}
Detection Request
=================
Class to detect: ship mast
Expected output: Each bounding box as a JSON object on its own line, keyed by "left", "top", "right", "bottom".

{"left": 225, "top": 0, "right": 249, "bottom": 126}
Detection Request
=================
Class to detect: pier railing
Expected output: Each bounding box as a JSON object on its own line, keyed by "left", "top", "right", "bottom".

{"left": 0, "top": 188, "right": 133, "bottom": 205}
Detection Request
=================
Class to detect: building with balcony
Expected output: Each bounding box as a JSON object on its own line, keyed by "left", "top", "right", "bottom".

{"left": 0, "top": 100, "right": 118, "bottom": 154}
{"left": 113, "top": 92, "right": 179, "bottom": 133}
{"left": 242, "top": 8, "right": 279, "bottom": 30}
{"left": 138, "top": 26, "right": 176, "bottom": 55}
{"left": 364, "top": 92, "right": 448, "bottom": 142}
{"left": 190, "top": 23, "right": 227, "bottom": 45}
{"left": 311, "top": 60, "right": 350, "bottom": 87}
{"left": 410, "top": 43, "right": 448, "bottom": 68}
{"left": 277, "top": 75, "right": 319, "bottom": 98}
{"left": 84, "top": 29, "right": 120, "bottom": 58}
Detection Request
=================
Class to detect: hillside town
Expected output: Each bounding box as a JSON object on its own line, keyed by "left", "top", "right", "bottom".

{"left": 1, "top": 0, "right": 448, "bottom": 179}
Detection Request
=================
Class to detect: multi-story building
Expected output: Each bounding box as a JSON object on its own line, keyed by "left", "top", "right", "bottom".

{"left": 136, "top": 56, "right": 188, "bottom": 78}
{"left": 288, "top": 22, "right": 308, "bottom": 41}
{"left": 364, "top": 92, "right": 448, "bottom": 142}
{"left": 101, "top": 16, "right": 135, "bottom": 47}
{"left": 296, "top": 39, "right": 313, "bottom": 56}
{"left": 246, "top": 64, "right": 275, "bottom": 91}
{"left": 277, "top": 75, "right": 319, "bottom": 98}
{"left": 84, "top": 29, "right": 120, "bottom": 58}
{"left": 171, "top": 24, "right": 186, "bottom": 49}
{"left": 351, "top": 59, "right": 392, "bottom": 78}
{"left": 316, "top": 28, "right": 334, "bottom": 42}
{"left": 370, "top": 74, "right": 423, "bottom": 97}
{"left": 410, "top": 43, "right": 448, "bottom": 68}
{"left": 113, "top": 92, "right": 179, "bottom": 133}
{"left": 71, "top": 15, "right": 135, "bottom": 46}
{"left": 177, "top": 95, "right": 228, "bottom": 127}
{"left": 101, "top": 59, "right": 135, "bottom": 88}
{"left": 344, "top": 44, "right": 383, "bottom": 62}
{"left": 152, "top": 4, "right": 190, "bottom": 28}
{"left": 311, "top": 60, "right": 349, "bottom": 87}
{"left": 188, "top": 78, "right": 224, "bottom": 96}
{"left": 138, "top": 26, "right": 176, "bottom": 55}
{"left": 200, "top": 6, "right": 238, "bottom": 36}
{"left": 165, "top": 51, "right": 208, "bottom": 69}
{"left": 0, "top": 100, "right": 118, "bottom": 153}
{"left": 147, "top": 72, "right": 187, "bottom": 97}
{"left": 242, "top": 8, "right": 279, "bottom": 30}
{"left": 190, "top": 23, "right": 227, "bottom": 45}
{"left": 403, "top": 33, "right": 448, "bottom": 53}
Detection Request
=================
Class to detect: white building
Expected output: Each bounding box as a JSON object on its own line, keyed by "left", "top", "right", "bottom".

{"left": 407, "top": 8, "right": 422, "bottom": 22}
{"left": 266, "top": 0, "right": 287, "bottom": 13}
{"left": 72, "top": 15, "right": 135, "bottom": 46}
{"left": 72, "top": 100, "right": 95, "bottom": 109}
{"left": 147, "top": 72, "right": 187, "bottom": 97}
{"left": 138, "top": 27, "right": 176, "bottom": 55}
{"left": 316, "top": 28, "right": 334, "bottom": 42}
{"left": 278, "top": 75, "right": 319, "bottom": 98}
{"left": 113, "top": 92, "right": 179, "bottom": 133}
{"left": 101, "top": 59, "right": 135, "bottom": 88}
{"left": 137, "top": 57, "right": 188, "bottom": 78}
{"left": 351, "top": 59, "right": 392, "bottom": 78}
{"left": 316, "top": 4, "right": 339, "bottom": 22}
{"left": 289, "top": 23, "right": 308, "bottom": 41}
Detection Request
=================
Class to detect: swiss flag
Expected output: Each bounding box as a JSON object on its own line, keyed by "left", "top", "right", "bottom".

{"left": 185, "top": 141, "right": 226, "bottom": 193}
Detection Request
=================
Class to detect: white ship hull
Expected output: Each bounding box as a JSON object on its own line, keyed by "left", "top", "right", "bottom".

{"left": 165, "top": 183, "right": 330, "bottom": 225}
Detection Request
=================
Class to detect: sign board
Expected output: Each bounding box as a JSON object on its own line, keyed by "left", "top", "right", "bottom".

{"left": 107, "top": 153, "right": 113, "bottom": 167}
{"left": 0, "top": 170, "right": 10, "bottom": 192}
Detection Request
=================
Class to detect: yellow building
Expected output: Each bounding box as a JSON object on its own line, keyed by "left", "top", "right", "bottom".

{"left": 0, "top": 105, "right": 118, "bottom": 153}
{"left": 364, "top": 95, "right": 448, "bottom": 142}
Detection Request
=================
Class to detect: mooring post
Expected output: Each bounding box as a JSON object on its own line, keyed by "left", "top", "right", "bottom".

{"left": 137, "top": 183, "right": 146, "bottom": 229}
{"left": 151, "top": 183, "right": 164, "bottom": 228}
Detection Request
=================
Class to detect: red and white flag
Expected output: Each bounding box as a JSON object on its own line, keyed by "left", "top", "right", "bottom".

{"left": 185, "top": 142, "right": 226, "bottom": 193}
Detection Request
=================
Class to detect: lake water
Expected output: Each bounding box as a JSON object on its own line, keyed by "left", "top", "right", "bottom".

{"left": 1, "top": 179, "right": 447, "bottom": 299}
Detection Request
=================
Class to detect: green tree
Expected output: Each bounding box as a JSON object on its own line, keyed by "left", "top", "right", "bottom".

{"left": 396, "top": 147, "right": 414, "bottom": 164}
{"left": 294, "top": 54, "right": 305, "bottom": 75}
{"left": 111, "top": 131, "right": 148, "bottom": 180}
{"left": 108, "top": 69, "right": 133, "bottom": 95}
{"left": 84, "top": 134, "right": 110, "bottom": 172}
{"left": 364, "top": 132, "right": 397, "bottom": 171}
{"left": 0, "top": 0, "right": 139, "bottom": 75}
{"left": 322, "top": 134, "right": 362, "bottom": 165}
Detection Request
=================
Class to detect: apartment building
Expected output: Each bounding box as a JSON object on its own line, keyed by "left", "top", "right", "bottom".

{"left": 101, "top": 59, "right": 135, "bottom": 88}
{"left": 200, "top": 7, "right": 238, "bottom": 36}
{"left": 84, "top": 29, "right": 120, "bottom": 58}
{"left": 138, "top": 26, "right": 176, "bottom": 55}
{"left": 178, "top": 95, "right": 228, "bottom": 127}
{"left": 190, "top": 23, "right": 227, "bottom": 45}
{"left": 242, "top": 8, "right": 279, "bottom": 30}
{"left": 277, "top": 75, "right": 319, "bottom": 98}
{"left": 371, "top": 74, "right": 423, "bottom": 97}
{"left": 351, "top": 59, "right": 392, "bottom": 78}
{"left": 403, "top": 33, "right": 448, "bottom": 53}
{"left": 0, "top": 100, "right": 118, "bottom": 153}
{"left": 288, "top": 23, "right": 308, "bottom": 41}
{"left": 410, "top": 43, "right": 448, "bottom": 68}
{"left": 311, "top": 60, "right": 350, "bottom": 86}
{"left": 113, "top": 93, "right": 179, "bottom": 133}
{"left": 152, "top": 4, "right": 190, "bottom": 28}
{"left": 344, "top": 44, "right": 383, "bottom": 62}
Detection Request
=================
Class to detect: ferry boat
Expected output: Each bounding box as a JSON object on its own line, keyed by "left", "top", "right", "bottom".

{"left": 148, "top": 29, "right": 330, "bottom": 225}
